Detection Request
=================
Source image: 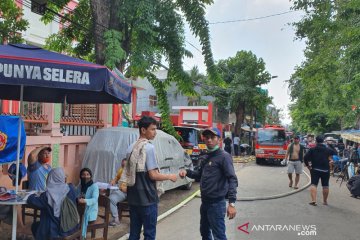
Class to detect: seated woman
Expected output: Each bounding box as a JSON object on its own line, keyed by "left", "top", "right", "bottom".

{"left": 77, "top": 168, "right": 99, "bottom": 239}
{"left": 27, "top": 168, "right": 78, "bottom": 240}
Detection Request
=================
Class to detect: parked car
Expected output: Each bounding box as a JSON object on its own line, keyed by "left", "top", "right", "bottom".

{"left": 82, "top": 127, "right": 193, "bottom": 192}
{"left": 174, "top": 126, "right": 207, "bottom": 169}
{"left": 324, "top": 132, "right": 341, "bottom": 144}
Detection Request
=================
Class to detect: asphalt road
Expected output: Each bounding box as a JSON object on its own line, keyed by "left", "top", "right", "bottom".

{"left": 156, "top": 162, "right": 360, "bottom": 240}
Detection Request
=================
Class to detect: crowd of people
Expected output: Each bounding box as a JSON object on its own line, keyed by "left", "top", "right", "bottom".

{"left": 2, "top": 117, "right": 360, "bottom": 239}
{"left": 0, "top": 116, "right": 238, "bottom": 240}
{"left": 223, "top": 135, "right": 250, "bottom": 157}
{"left": 286, "top": 134, "right": 360, "bottom": 206}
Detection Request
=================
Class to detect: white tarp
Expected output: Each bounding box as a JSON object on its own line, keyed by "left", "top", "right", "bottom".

{"left": 341, "top": 133, "right": 360, "bottom": 143}
{"left": 82, "top": 127, "right": 193, "bottom": 192}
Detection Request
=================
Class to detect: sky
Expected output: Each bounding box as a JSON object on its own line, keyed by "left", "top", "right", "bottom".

{"left": 183, "top": 0, "right": 306, "bottom": 124}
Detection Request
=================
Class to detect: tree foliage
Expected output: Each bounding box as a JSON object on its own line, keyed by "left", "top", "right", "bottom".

{"left": 0, "top": 0, "right": 29, "bottom": 43}
{"left": 265, "top": 106, "right": 283, "bottom": 125}
{"left": 205, "top": 50, "right": 272, "bottom": 135}
{"left": 289, "top": 0, "right": 360, "bottom": 133}
{"left": 43, "top": 0, "right": 220, "bottom": 137}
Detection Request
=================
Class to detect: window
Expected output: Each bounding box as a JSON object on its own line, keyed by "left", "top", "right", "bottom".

{"left": 149, "top": 95, "right": 157, "bottom": 107}
{"left": 62, "top": 104, "right": 99, "bottom": 120}
{"left": 61, "top": 104, "right": 101, "bottom": 136}
{"left": 257, "top": 129, "right": 286, "bottom": 146}
{"left": 24, "top": 102, "right": 43, "bottom": 116}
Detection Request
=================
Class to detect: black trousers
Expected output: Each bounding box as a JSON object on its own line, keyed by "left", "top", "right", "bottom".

{"left": 234, "top": 144, "right": 239, "bottom": 156}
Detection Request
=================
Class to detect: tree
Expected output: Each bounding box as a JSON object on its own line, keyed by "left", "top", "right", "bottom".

{"left": 205, "top": 50, "right": 272, "bottom": 136}
{"left": 289, "top": 0, "right": 360, "bottom": 132}
{"left": 0, "top": 0, "right": 29, "bottom": 43}
{"left": 43, "top": 0, "right": 221, "bottom": 137}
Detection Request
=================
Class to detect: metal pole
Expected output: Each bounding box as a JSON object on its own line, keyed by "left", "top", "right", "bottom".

{"left": 12, "top": 85, "right": 24, "bottom": 240}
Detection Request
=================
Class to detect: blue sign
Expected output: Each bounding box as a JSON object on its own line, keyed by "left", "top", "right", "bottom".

{"left": 0, "top": 44, "right": 131, "bottom": 104}
{"left": 0, "top": 116, "right": 26, "bottom": 164}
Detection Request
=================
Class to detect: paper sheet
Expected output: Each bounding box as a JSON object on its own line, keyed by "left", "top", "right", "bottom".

{"left": 95, "top": 182, "right": 119, "bottom": 190}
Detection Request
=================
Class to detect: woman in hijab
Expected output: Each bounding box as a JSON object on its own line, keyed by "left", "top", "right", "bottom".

{"left": 27, "top": 167, "right": 78, "bottom": 240}
{"left": 77, "top": 168, "right": 99, "bottom": 239}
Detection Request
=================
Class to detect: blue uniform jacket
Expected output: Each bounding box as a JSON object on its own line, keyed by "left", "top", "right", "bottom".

{"left": 186, "top": 148, "right": 238, "bottom": 203}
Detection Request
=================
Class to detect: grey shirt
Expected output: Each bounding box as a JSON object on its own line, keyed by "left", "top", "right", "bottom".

{"left": 126, "top": 142, "right": 159, "bottom": 206}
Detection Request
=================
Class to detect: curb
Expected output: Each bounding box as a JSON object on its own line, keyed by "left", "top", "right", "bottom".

{"left": 117, "top": 189, "right": 201, "bottom": 240}
{"left": 233, "top": 156, "right": 255, "bottom": 163}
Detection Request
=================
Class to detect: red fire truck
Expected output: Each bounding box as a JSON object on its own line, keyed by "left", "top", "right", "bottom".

{"left": 254, "top": 124, "right": 288, "bottom": 165}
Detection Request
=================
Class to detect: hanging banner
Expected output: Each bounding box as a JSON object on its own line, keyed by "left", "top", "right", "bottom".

{"left": 0, "top": 115, "right": 26, "bottom": 164}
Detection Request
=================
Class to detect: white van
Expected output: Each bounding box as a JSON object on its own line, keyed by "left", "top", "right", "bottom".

{"left": 82, "top": 127, "right": 193, "bottom": 192}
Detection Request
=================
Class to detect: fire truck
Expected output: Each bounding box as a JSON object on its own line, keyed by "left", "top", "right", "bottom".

{"left": 254, "top": 124, "right": 288, "bottom": 165}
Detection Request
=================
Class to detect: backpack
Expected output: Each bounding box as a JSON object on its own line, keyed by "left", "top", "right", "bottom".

{"left": 60, "top": 196, "right": 80, "bottom": 232}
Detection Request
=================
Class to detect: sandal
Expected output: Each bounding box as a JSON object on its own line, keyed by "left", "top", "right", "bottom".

{"left": 309, "top": 202, "right": 317, "bottom": 206}
{"left": 294, "top": 186, "right": 299, "bottom": 189}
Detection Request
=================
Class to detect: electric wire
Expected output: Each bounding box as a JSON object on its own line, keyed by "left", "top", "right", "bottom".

{"left": 209, "top": 10, "right": 298, "bottom": 25}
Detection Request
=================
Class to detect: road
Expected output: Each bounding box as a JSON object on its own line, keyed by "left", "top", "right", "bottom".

{"left": 156, "top": 162, "right": 360, "bottom": 240}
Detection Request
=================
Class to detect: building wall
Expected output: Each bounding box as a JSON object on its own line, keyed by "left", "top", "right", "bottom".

{"left": 136, "top": 76, "right": 159, "bottom": 113}
{"left": 136, "top": 70, "right": 214, "bottom": 115}
{"left": 167, "top": 82, "right": 190, "bottom": 112}
{"left": 22, "top": 4, "right": 59, "bottom": 46}
{"left": 0, "top": 1, "right": 110, "bottom": 189}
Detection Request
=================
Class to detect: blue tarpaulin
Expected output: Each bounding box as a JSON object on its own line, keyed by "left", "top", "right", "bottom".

{"left": 0, "top": 44, "right": 131, "bottom": 104}
{"left": 0, "top": 116, "right": 26, "bottom": 164}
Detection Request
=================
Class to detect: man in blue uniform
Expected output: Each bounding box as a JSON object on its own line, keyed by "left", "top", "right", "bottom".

{"left": 179, "top": 128, "right": 238, "bottom": 240}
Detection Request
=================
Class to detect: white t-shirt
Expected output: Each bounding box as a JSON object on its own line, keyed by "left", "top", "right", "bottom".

{"left": 233, "top": 137, "right": 240, "bottom": 145}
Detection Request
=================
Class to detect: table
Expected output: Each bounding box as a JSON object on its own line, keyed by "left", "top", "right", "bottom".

{"left": 0, "top": 192, "right": 36, "bottom": 240}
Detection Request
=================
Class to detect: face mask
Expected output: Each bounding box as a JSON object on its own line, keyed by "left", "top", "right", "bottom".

{"left": 207, "top": 145, "right": 220, "bottom": 152}
{"left": 81, "top": 178, "right": 88, "bottom": 185}
{"left": 40, "top": 157, "right": 51, "bottom": 164}
{"left": 81, "top": 175, "right": 92, "bottom": 183}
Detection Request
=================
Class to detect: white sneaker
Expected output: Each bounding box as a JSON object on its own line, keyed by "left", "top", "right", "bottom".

{"left": 109, "top": 217, "right": 120, "bottom": 226}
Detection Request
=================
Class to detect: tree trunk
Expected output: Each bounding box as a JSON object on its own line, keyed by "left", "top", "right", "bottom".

{"left": 90, "top": 0, "right": 111, "bottom": 65}
{"left": 249, "top": 107, "right": 254, "bottom": 146}
{"left": 234, "top": 101, "right": 245, "bottom": 137}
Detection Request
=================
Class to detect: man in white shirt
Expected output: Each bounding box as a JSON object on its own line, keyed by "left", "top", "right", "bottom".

{"left": 233, "top": 135, "right": 240, "bottom": 156}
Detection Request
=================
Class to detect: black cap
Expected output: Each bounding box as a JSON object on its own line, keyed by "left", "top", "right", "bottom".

{"left": 43, "top": 147, "right": 52, "bottom": 152}
{"left": 38, "top": 146, "right": 52, "bottom": 155}
{"left": 202, "top": 128, "right": 221, "bottom": 137}
{"left": 294, "top": 135, "right": 300, "bottom": 140}
{"left": 316, "top": 135, "right": 324, "bottom": 143}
